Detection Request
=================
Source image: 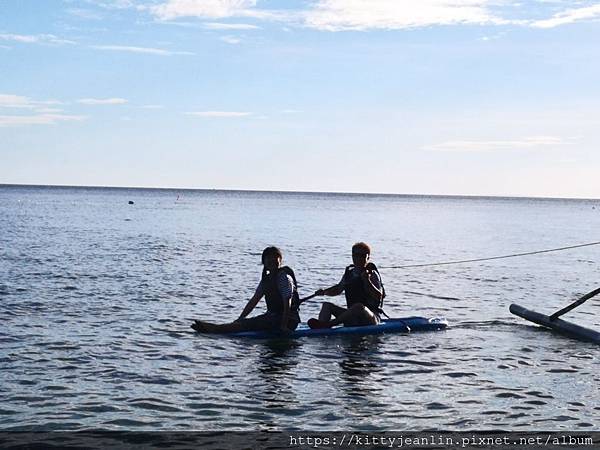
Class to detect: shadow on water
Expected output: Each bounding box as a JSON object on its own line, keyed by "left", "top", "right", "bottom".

{"left": 249, "top": 339, "right": 302, "bottom": 409}
{"left": 338, "top": 335, "right": 384, "bottom": 397}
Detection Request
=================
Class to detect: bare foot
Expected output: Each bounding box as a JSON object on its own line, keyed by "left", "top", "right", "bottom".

{"left": 191, "top": 320, "right": 209, "bottom": 333}
{"left": 308, "top": 318, "right": 332, "bottom": 329}
{"left": 192, "top": 320, "right": 221, "bottom": 333}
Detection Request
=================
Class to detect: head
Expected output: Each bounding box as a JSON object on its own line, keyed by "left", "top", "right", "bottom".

{"left": 261, "top": 246, "right": 283, "bottom": 273}
{"left": 351, "top": 242, "right": 371, "bottom": 269}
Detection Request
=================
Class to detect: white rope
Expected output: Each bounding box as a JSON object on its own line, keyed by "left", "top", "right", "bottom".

{"left": 310, "top": 240, "right": 600, "bottom": 271}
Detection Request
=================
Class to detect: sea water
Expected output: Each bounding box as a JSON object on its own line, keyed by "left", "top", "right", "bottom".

{"left": 1, "top": 185, "right": 599, "bottom": 431}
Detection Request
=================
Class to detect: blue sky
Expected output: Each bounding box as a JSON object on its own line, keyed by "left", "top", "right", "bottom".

{"left": 1, "top": 0, "right": 600, "bottom": 198}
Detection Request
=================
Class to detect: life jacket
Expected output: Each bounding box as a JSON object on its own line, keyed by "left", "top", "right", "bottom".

{"left": 343, "top": 262, "right": 386, "bottom": 315}
{"left": 262, "top": 266, "right": 301, "bottom": 316}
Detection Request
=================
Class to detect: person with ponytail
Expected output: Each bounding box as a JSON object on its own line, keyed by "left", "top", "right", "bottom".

{"left": 192, "top": 246, "right": 301, "bottom": 334}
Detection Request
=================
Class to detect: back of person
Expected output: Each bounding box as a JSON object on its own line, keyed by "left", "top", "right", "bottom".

{"left": 261, "top": 265, "right": 301, "bottom": 325}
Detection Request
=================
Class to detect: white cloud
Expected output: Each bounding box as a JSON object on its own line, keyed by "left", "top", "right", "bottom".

{"left": 77, "top": 98, "right": 128, "bottom": 105}
{"left": 82, "top": 0, "right": 140, "bottom": 10}
{"left": 0, "top": 113, "right": 85, "bottom": 127}
{"left": 204, "top": 22, "right": 259, "bottom": 29}
{"left": 70, "top": 0, "right": 600, "bottom": 32}
{"left": 479, "top": 31, "right": 506, "bottom": 41}
{"left": 219, "top": 35, "right": 242, "bottom": 44}
{"left": 303, "top": 0, "right": 504, "bottom": 31}
{"left": 425, "top": 136, "right": 569, "bottom": 152}
{"left": 150, "top": 0, "right": 288, "bottom": 21}
{"left": 185, "top": 111, "right": 251, "bottom": 117}
{"left": 66, "top": 8, "right": 105, "bottom": 20}
{"left": 91, "top": 44, "right": 194, "bottom": 55}
{"left": 152, "top": 0, "right": 257, "bottom": 20}
{"left": 35, "top": 108, "right": 64, "bottom": 114}
{"left": 0, "top": 94, "right": 35, "bottom": 108}
{"left": 0, "top": 33, "right": 76, "bottom": 45}
{"left": 530, "top": 4, "right": 600, "bottom": 28}
{"left": 0, "top": 94, "right": 62, "bottom": 109}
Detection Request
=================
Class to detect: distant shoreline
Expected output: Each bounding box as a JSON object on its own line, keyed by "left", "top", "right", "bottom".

{"left": 1, "top": 183, "right": 598, "bottom": 202}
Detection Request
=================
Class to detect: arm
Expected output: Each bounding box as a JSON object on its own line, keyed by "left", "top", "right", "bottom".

{"left": 278, "top": 273, "right": 294, "bottom": 332}
{"left": 317, "top": 283, "right": 344, "bottom": 296}
{"left": 315, "top": 273, "right": 346, "bottom": 297}
{"left": 279, "top": 294, "right": 291, "bottom": 331}
{"left": 361, "top": 270, "right": 383, "bottom": 303}
{"left": 237, "top": 285, "right": 262, "bottom": 321}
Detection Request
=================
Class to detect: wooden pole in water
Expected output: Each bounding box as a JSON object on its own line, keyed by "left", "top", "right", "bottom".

{"left": 510, "top": 304, "right": 600, "bottom": 344}
{"left": 549, "top": 287, "right": 600, "bottom": 320}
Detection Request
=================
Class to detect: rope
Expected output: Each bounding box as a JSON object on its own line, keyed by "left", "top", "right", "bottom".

{"left": 311, "top": 240, "right": 600, "bottom": 271}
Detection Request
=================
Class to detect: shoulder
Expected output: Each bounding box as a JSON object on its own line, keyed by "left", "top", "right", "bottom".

{"left": 277, "top": 269, "right": 295, "bottom": 286}
{"left": 369, "top": 270, "right": 381, "bottom": 286}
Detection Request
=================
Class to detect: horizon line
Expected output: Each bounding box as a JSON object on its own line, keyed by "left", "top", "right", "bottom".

{"left": 1, "top": 182, "right": 599, "bottom": 202}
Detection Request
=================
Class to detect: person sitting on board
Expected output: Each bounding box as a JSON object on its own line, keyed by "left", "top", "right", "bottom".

{"left": 192, "top": 246, "right": 301, "bottom": 334}
{"left": 308, "top": 242, "right": 384, "bottom": 329}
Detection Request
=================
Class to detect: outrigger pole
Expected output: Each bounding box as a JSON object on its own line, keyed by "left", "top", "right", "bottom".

{"left": 510, "top": 287, "right": 600, "bottom": 344}
{"left": 549, "top": 287, "right": 600, "bottom": 320}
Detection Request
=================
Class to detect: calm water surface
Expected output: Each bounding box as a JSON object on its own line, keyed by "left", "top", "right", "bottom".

{"left": 1, "top": 185, "right": 599, "bottom": 431}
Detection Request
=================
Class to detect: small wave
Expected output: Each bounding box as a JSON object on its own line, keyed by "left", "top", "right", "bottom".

{"left": 103, "top": 418, "right": 162, "bottom": 427}
{"left": 425, "top": 402, "right": 452, "bottom": 410}
{"left": 128, "top": 401, "right": 182, "bottom": 413}
{"left": 495, "top": 392, "right": 526, "bottom": 399}
{"left": 443, "top": 372, "right": 477, "bottom": 378}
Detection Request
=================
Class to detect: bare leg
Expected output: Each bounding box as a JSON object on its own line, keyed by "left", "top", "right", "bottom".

{"left": 329, "top": 303, "right": 378, "bottom": 327}
{"left": 192, "top": 320, "right": 245, "bottom": 334}
{"left": 318, "top": 302, "right": 346, "bottom": 322}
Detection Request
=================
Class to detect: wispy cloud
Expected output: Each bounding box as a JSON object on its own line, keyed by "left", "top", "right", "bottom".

{"left": 82, "top": 0, "right": 141, "bottom": 10}
{"left": 150, "top": 0, "right": 288, "bottom": 21}
{"left": 77, "top": 98, "right": 128, "bottom": 105}
{"left": 94, "top": 0, "right": 600, "bottom": 32}
{"left": 0, "top": 113, "right": 85, "bottom": 127}
{"left": 0, "top": 94, "right": 62, "bottom": 109}
{"left": 303, "top": 0, "right": 504, "bottom": 31}
{"left": 530, "top": 4, "right": 600, "bottom": 28}
{"left": 91, "top": 44, "right": 194, "bottom": 55}
{"left": 479, "top": 31, "right": 506, "bottom": 41}
{"left": 34, "top": 107, "right": 64, "bottom": 114}
{"left": 152, "top": 0, "right": 256, "bottom": 20}
{"left": 204, "top": 22, "right": 260, "bottom": 30}
{"left": 66, "top": 8, "right": 105, "bottom": 20}
{"left": 425, "top": 136, "right": 569, "bottom": 152}
{"left": 185, "top": 111, "right": 251, "bottom": 117}
{"left": 219, "top": 35, "right": 242, "bottom": 44}
{"left": 0, "top": 94, "right": 36, "bottom": 108}
{"left": 0, "top": 33, "right": 76, "bottom": 45}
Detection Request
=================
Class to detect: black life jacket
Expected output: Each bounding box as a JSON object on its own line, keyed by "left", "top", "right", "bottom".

{"left": 262, "top": 266, "right": 301, "bottom": 316}
{"left": 343, "top": 262, "right": 386, "bottom": 315}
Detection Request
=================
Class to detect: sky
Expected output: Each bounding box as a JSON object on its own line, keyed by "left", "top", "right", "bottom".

{"left": 1, "top": 0, "right": 600, "bottom": 198}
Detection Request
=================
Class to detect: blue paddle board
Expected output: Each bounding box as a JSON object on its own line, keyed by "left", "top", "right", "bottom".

{"left": 225, "top": 317, "right": 448, "bottom": 339}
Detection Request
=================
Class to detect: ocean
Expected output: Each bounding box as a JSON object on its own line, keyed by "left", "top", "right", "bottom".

{"left": 1, "top": 184, "right": 599, "bottom": 431}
